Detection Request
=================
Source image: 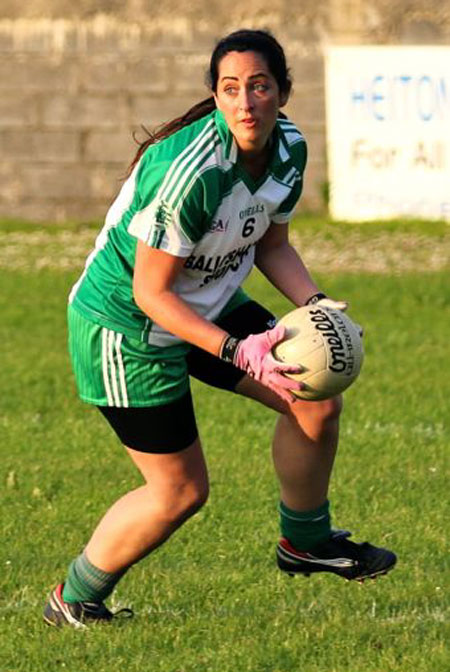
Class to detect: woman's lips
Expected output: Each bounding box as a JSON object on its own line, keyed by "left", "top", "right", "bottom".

{"left": 240, "top": 118, "right": 257, "bottom": 127}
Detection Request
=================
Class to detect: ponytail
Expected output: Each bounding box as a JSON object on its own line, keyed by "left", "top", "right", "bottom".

{"left": 128, "top": 96, "right": 216, "bottom": 174}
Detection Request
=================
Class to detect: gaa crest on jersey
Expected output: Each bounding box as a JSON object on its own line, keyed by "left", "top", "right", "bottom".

{"left": 208, "top": 218, "right": 229, "bottom": 233}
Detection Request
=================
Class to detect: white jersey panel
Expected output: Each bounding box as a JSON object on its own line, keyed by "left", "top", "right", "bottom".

{"left": 146, "top": 182, "right": 271, "bottom": 346}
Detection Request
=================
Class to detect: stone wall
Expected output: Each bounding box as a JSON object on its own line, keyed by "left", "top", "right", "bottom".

{"left": 1, "top": 1, "right": 449, "bottom": 222}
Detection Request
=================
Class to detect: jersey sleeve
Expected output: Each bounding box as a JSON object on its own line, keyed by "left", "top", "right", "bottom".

{"left": 127, "top": 151, "right": 208, "bottom": 257}
{"left": 271, "top": 130, "right": 308, "bottom": 224}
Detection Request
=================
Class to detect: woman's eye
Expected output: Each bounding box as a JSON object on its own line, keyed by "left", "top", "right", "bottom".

{"left": 224, "top": 87, "right": 238, "bottom": 95}
{"left": 253, "top": 83, "right": 269, "bottom": 93}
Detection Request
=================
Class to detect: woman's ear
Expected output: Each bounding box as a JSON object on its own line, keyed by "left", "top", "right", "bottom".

{"left": 280, "top": 80, "right": 292, "bottom": 107}
{"left": 279, "top": 83, "right": 292, "bottom": 108}
{"left": 213, "top": 93, "right": 221, "bottom": 111}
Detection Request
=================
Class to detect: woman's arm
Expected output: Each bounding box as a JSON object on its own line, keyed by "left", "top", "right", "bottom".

{"left": 133, "top": 239, "right": 303, "bottom": 401}
{"left": 254, "top": 222, "right": 319, "bottom": 306}
{"left": 133, "top": 241, "right": 228, "bottom": 356}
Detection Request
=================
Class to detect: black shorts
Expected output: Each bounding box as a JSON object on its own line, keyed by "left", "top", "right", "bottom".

{"left": 99, "top": 301, "right": 276, "bottom": 453}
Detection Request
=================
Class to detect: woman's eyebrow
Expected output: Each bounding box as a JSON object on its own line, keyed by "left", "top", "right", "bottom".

{"left": 220, "top": 72, "right": 269, "bottom": 81}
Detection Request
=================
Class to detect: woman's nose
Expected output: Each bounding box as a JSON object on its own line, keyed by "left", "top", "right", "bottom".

{"left": 238, "top": 88, "right": 254, "bottom": 112}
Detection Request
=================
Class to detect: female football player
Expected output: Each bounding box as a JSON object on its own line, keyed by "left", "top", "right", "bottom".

{"left": 44, "top": 29, "right": 396, "bottom": 628}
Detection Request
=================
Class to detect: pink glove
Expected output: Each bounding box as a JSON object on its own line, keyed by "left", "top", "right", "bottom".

{"left": 234, "top": 325, "right": 302, "bottom": 403}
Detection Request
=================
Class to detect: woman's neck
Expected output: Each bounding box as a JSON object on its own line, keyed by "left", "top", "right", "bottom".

{"left": 238, "top": 144, "right": 270, "bottom": 181}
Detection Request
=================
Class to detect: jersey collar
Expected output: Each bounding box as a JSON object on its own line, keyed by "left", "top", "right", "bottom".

{"left": 213, "top": 109, "right": 291, "bottom": 168}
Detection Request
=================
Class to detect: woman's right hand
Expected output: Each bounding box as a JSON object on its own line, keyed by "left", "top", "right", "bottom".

{"left": 234, "top": 325, "right": 302, "bottom": 403}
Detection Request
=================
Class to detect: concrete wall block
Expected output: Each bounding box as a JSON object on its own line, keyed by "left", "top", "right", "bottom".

{"left": 138, "top": 20, "right": 214, "bottom": 51}
{"left": 76, "top": 53, "right": 170, "bottom": 94}
{"left": 0, "top": 55, "right": 78, "bottom": 91}
{"left": 89, "top": 166, "right": 130, "bottom": 201}
{"left": 22, "top": 165, "right": 92, "bottom": 199}
{"left": 0, "top": 200, "right": 55, "bottom": 222}
{"left": 78, "top": 21, "right": 195, "bottom": 54}
{"left": 84, "top": 130, "right": 136, "bottom": 164}
{"left": 58, "top": 200, "right": 109, "bottom": 223}
{"left": 77, "top": 55, "right": 127, "bottom": 92}
{"left": 0, "top": 19, "right": 80, "bottom": 54}
{"left": 0, "top": 199, "right": 107, "bottom": 224}
{"left": 18, "top": 164, "right": 133, "bottom": 207}
{"left": 0, "top": 130, "right": 80, "bottom": 162}
{"left": 82, "top": 26, "right": 142, "bottom": 54}
{"left": 287, "top": 92, "right": 325, "bottom": 132}
{"left": 0, "top": 27, "right": 14, "bottom": 53}
{"left": 0, "top": 94, "right": 39, "bottom": 127}
{"left": 41, "top": 95, "right": 129, "bottom": 129}
{"left": 300, "top": 127, "right": 328, "bottom": 164}
{"left": 303, "top": 161, "right": 328, "bottom": 208}
{"left": 298, "top": 191, "right": 323, "bottom": 212}
{"left": 289, "top": 56, "right": 325, "bottom": 89}
{"left": 123, "top": 56, "right": 172, "bottom": 93}
{"left": 171, "top": 53, "right": 211, "bottom": 94}
{"left": 131, "top": 94, "right": 202, "bottom": 127}
{"left": 0, "top": 18, "right": 217, "bottom": 56}
{"left": 0, "top": 162, "right": 25, "bottom": 203}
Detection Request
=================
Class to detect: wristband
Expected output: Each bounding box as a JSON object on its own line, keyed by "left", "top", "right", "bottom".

{"left": 306, "top": 292, "right": 327, "bottom": 305}
{"left": 219, "top": 335, "right": 241, "bottom": 364}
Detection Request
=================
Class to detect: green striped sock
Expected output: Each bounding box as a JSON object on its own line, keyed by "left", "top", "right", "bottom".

{"left": 280, "top": 500, "right": 331, "bottom": 551}
{"left": 62, "top": 552, "right": 127, "bottom": 604}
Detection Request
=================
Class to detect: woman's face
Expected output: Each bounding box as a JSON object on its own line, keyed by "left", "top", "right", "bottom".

{"left": 213, "top": 50, "right": 288, "bottom": 157}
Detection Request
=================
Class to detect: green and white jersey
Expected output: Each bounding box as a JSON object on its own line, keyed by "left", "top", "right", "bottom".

{"left": 69, "top": 109, "right": 306, "bottom": 346}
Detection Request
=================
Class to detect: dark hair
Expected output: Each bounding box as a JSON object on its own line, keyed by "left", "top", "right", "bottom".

{"left": 128, "top": 29, "right": 291, "bottom": 173}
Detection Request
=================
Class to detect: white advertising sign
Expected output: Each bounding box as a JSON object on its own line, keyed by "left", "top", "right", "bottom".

{"left": 325, "top": 47, "right": 450, "bottom": 221}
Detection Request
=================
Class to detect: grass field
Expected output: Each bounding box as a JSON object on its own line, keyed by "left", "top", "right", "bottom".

{"left": 0, "top": 217, "right": 449, "bottom": 672}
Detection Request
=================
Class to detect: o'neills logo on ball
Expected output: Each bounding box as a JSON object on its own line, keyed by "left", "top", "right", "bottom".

{"left": 309, "top": 308, "right": 354, "bottom": 374}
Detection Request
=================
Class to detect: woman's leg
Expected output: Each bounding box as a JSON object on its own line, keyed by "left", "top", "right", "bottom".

{"left": 235, "top": 376, "right": 396, "bottom": 580}
{"left": 85, "top": 437, "right": 209, "bottom": 573}
{"left": 235, "top": 376, "right": 342, "bottom": 512}
{"left": 271, "top": 397, "right": 342, "bottom": 511}
{"left": 44, "top": 437, "right": 209, "bottom": 626}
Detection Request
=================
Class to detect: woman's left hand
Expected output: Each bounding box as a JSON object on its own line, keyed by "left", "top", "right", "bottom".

{"left": 313, "top": 297, "right": 364, "bottom": 337}
{"left": 313, "top": 297, "right": 348, "bottom": 312}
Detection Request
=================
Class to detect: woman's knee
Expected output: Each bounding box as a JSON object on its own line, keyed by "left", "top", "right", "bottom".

{"left": 184, "top": 478, "right": 210, "bottom": 514}
{"left": 127, "top": 438, "right": 209, "bottom": 522}
{"left": 316, "top": 395, "right": 343, "bottom": 422}
{"left": 288, "top": 394, "right": 343, "bottom": 425}
{"left": 155, "top": 476, "right": 209, "bottom": 523}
